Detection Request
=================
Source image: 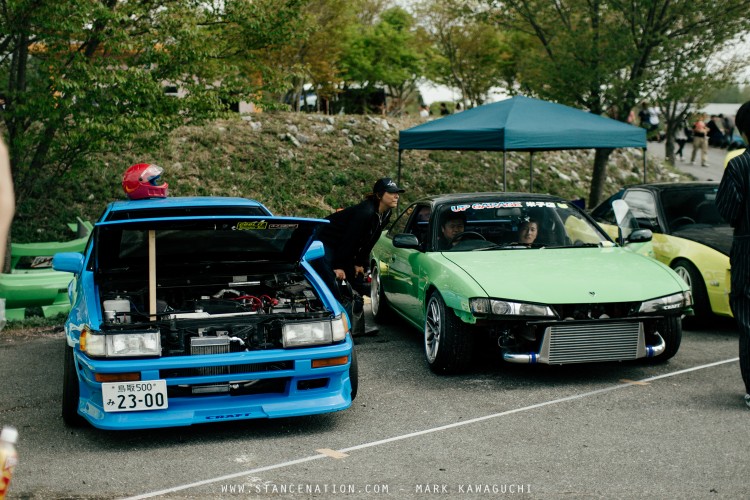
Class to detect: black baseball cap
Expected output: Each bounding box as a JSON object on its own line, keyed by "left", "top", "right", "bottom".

{"left": 373, "top": 177, "right": 405, "bottom": 194}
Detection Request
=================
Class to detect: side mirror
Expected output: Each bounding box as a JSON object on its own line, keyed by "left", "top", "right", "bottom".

{"left": 627, "top": 228, "right": 652, "bottom": 243}
{"left": 393, "top": 233, "right": 421, "bottom": 250}
{"left": 612, "top": 199, "right": 636, "bottom": 245}
{"left": 52, "top": 252, "right": 84, "bottom": 274}
{"left": 304, "top": 240, "right": 325, "bottom": 261}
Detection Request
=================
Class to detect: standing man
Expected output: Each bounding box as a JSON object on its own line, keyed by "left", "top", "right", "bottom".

{"left": 691, "top": 114, "right": 710, "bottom": 167}
{"left": 716, "top": 100, "right": 750, "bottom": 409}
{"left": 312, "top": 177, "right": 404, "bottom": 333}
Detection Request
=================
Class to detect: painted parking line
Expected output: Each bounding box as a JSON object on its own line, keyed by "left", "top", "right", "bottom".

{"left": 123, "top": 357, "right": 739, "bottom": 500}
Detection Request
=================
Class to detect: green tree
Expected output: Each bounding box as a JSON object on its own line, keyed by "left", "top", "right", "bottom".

{"left": 652, "top": 47, "right": 744, "bottom": 164}
{"left": 340, "top": 6, "right": 426, "bottom": 115}
{"left": 1, "top": 0, "right": 306, "bottom": 211}
{"left": 489, "top": 0, "right": 750, "bottom": 207}
{"left": 271, "top": 0, "right": 359, "bottom": 113}
{"left": 418, "top": 0, "right": 515, "bottom": 107}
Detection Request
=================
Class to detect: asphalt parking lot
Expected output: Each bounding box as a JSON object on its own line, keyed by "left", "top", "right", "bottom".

{"left": 1, "top": 306, "right": 748, "bottom": 499}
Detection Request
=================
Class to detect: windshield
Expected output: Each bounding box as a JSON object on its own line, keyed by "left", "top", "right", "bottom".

{"left": 431, "top": 199, "right": 611, "bottom": 251}
{"left": 661, "top": 187, "right": 727, "bottom": 232}
{"left": 95, "top": 218, "right": 322, "bottom": 271}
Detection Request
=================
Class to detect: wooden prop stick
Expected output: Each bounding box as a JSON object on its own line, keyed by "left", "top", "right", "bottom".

{"left": 148, "top": 230, "right": 156, "bottom": 320}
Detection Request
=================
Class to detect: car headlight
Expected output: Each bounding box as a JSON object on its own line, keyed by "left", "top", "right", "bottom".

{"left": 81, "top": 327, "right": 161, "bottom": 358}
{"left": 638, "top": 291, "right": 692, "bottom": 314}
{"left": 470, "top": 298, "right": 556, "bottom": 318}
{"left": 282, "top": 315, "right": 348, "bottom": 348}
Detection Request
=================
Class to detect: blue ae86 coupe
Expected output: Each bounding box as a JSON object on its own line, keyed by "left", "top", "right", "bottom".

{"left": 53, "top": 196, "right": 356, "bottom": 430}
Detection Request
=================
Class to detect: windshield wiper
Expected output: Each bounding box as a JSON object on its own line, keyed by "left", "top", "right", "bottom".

{"left": 474, "top": 243, "right": 532, "bottom": 251}
{"left": 544, "top": 242, "right": 603, "bottom": 249}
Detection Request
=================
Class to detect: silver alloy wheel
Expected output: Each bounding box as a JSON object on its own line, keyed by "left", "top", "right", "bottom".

{"left": 425, "top": 296, "right": 441, "bottom": 363}
{"left": 370, "top": 266, "right": 381, "bottom": 317}
{"left": 674, "top": 265, "right": 693, "bottom": 289}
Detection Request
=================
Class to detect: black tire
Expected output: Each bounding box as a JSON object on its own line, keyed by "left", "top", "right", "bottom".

{"left": 62, "top": 343, "right": 86, "bottom": 427}
{"left": 370, "top": 262, "right": 393, "bottom": 324}
{"left": 740, "top": 331, "right": 750, "bottom": 396}
{"left": 672, "top": 259, "right": 710, "bottom": 325}
{"left": 424, "top": 293, "right": 475, "bottom": 374}
{"left": 646, "top": 315, "right": 682, "bottom": 363}
{"left": 349, "top": 347, "right": 359, "bottom": 401}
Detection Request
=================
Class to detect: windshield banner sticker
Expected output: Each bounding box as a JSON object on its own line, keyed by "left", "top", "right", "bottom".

{"left": 451, "top": 201, "right": 567, "bottom": 212}
{"left": 235, "top": 221, "right": 268, "bottom": 230}
{"left": 232, "top": 221, "right": 299, "bottom": 230}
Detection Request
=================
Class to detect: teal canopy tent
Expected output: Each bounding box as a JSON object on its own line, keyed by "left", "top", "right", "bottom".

{"left": 398, "top": 95, "right": 648, "bottom": 191}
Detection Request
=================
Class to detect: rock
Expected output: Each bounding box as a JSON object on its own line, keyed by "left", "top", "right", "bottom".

{"left": 295, "top": 133, "right": 312, "bottom": 144}
{"left": 367, "top": 116, "right": 390, "bottom": 130}
{"left": 286, "top": 133, "right": 301, "bottom": 148}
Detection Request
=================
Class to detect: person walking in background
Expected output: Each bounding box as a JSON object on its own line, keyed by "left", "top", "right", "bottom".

{"left": 707, "top": 115, "right": 726, "bottom": 148}
{"left": 439, "top": 102, "right": 449, "bottom": 116}
{"left": 724, "top": 114, "right": 736, "bottom": 147}
{"left": 674, "top": 122, "right": 688, "bottom": 161}
{"left": 312, "top": 177, "right": 404, "bottom": 335}
{"left": 715, "top": 100, "right": 750, "bottom": 410}
{"left": 691, "top": 114, "right": 710, "bottom": 167}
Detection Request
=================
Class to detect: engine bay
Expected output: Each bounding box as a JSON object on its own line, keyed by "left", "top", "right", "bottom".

{"left": 98, "top": 272, "right": 331, "bottom": 355}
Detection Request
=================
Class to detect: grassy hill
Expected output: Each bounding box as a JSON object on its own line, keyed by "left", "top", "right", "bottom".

{"left": 12, "top": 111, "right": 688, "bottom": 243}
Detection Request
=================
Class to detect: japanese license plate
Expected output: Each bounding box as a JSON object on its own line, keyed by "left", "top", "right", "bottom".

{"left": 102, "top": 380, "right": 168, "bottom": 412}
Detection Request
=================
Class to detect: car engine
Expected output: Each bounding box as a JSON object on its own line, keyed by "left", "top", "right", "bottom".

{"left": 98, "top": 272, "right": 331, "bottom": 356}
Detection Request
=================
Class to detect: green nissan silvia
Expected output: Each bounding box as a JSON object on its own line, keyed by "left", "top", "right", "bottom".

{"left": 370, "top": 193, "right": 692, "bottom": 374}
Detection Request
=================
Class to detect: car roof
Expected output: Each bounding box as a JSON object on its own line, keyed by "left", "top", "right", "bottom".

{"left": 624, "top": 182, "right": 719, "bottom": 192}
{"left": 412, "top": 192, "right": 569, "bottom": 205}
{"left": 101, "top": 196, "right": 273, "bottom": 222}
{"left": 107, "top": 196, "right": 268, "bottom": 212}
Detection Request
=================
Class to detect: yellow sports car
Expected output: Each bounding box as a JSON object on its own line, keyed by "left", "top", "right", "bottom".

{"left": 591, "top": 183, "right": 731, "bottom": 322}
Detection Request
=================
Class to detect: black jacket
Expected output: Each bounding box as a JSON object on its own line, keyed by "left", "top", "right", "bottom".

{"left": 315, "top": 198, "right": 391, "bottom": 276}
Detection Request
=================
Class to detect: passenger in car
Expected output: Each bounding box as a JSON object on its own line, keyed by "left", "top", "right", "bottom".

{"left": 517, "top": 218, "right": 539, "bottom": 245}
{"left": 412, "top": 206, "right": 431, "bottom": 249}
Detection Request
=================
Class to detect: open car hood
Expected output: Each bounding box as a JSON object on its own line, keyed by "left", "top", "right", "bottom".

{"left": 443, "top": 247, "right": 686, "bottom": 304}
{"left": 93, "top": 216, "right": 327, "bottom": 274}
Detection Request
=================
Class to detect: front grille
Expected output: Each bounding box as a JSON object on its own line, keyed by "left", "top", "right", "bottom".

{"left": 160, "top": 361, "right": 293, "bottom": 379}
{"left": 167, "top": 378, "right": 289, "bottom": 397}
{"left": 543, "top": 321, "right": 641, "bottom": 364}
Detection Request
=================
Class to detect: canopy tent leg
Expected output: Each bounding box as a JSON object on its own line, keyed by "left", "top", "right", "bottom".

{"left": 502, "top": 152, "right": 507, "bottom": 191}
{"left": 529, "top": 152, "right": 534, "bottom": 193}
{"left": 397, "top": 150, "right": 403, "bottom": 185}
{"left": 642, "top": 147, "right": 647, "bottom": 183}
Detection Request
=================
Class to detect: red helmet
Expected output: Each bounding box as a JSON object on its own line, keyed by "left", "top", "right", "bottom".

{"left": 122, "top": 163, "right": 168, "bottom": 199}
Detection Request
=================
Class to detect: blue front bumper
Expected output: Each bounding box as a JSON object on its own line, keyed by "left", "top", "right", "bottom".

{"left": 72, "top": 337, "right": 354, "bottom": 430}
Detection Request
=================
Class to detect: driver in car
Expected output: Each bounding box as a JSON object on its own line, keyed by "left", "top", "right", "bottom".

{"left": 437, "top": 212, "right": 466, "bottom": 250}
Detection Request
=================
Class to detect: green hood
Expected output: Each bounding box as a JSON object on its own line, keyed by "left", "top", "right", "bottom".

{"left": 442, "top": 247, "right": 686, "bottom": 304}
